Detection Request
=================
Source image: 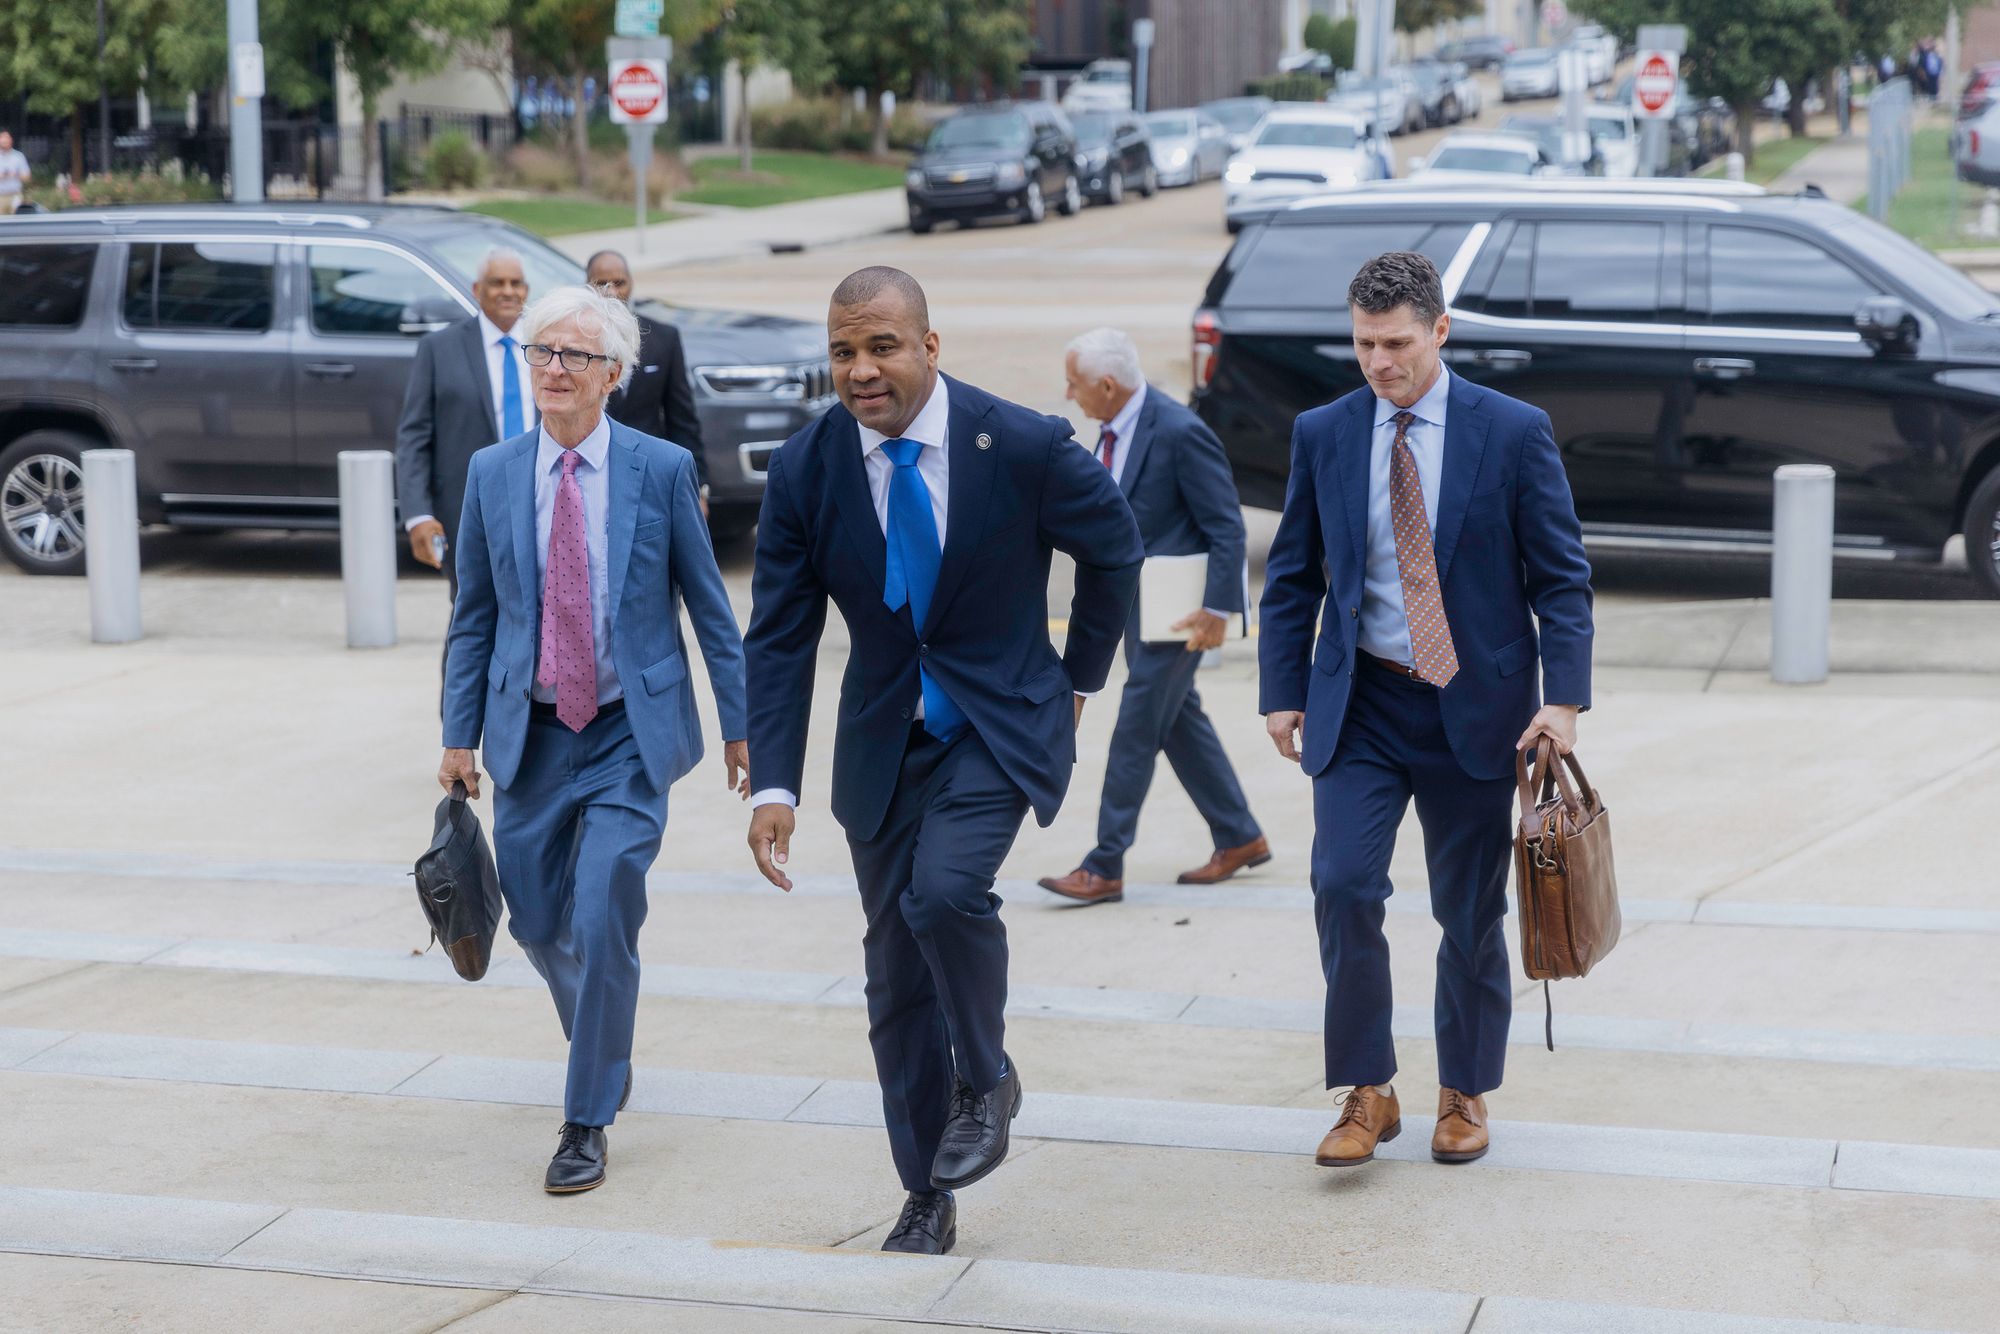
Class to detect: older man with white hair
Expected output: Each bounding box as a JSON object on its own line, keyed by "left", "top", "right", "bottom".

{"left": 437, "top": 285, "right": 749, "bottom": 1194}
{"left": 1037, "top": 327, "right": 1267, "bottom": 905}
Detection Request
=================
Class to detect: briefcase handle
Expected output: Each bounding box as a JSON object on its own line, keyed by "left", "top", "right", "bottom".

{"left": 449, "top": 779, "right": 470, "bottom": 804}
{"left": 1515, "top": 737, "right": 1597, "bottom": 832}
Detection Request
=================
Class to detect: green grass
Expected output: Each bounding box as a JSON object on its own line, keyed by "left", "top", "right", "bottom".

{"left": 464, "top": 198, "right": 685, "bottom": 237}
{"left": 678, "top": 151, "right": 905, "bottom": 208}
{"left": 1698, "top": 134, "right": 1823, "bottom": 186}
{"left": 1872, "top": 125, "right": 2000, "bottom": 250}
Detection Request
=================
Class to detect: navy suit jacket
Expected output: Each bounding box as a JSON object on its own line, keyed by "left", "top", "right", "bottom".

{"left": 442, "top": 420, "right": 749, "bottom": 792}
{"left": 744, "top": 374, "right": 1145, "bottom": 842}
{"left": 1119, "top": 385, "right": 1246, "bottom": 614}
{"left": 396, "top": 317, "right": 502, "bottom": 546}
{"left": 1259, "top": 375, "right": 1593, "bottom": 781}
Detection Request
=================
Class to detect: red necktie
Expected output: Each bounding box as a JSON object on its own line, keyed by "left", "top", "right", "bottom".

{"left": 1389, "top": 410, "right": 1459, "bottom": 688}
{"left": 1097, "top": 426, "right": 1117, "bottom": 469}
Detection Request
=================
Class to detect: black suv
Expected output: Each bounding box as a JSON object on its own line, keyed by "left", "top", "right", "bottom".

{"left": 1191, "top": 184, "right": 2000, "bottom": 595}
{"left": 906, "top": 102, "right": 1082, "bottom": 233}
{"left": 0, "top": 205, "right": 833, "bottom": 573}
{"left": 1068, "top": 109, "right": 1158, "bottom": 205}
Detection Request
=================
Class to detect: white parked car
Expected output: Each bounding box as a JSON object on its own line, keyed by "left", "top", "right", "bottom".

{"left": 1566, "top": 24, "right": 1618, "bottom": 86}
{"left": 1222, "top": 107, "right": 1392, "bottom": 232}
{"left": 1063, "top": 59, "right": 1133, "bottom": 113}
{"left": 1585, "top": 104, "right": 1639, "bottom": 178}
{"left": 1955, "top": 98, "right": 2000, "bottom": 185}
{"left": 1501, "top": 48, "right": 1561, "bottom": 101}
{"left": 1408, "top": 132, "right": 1550, "bottom": 183}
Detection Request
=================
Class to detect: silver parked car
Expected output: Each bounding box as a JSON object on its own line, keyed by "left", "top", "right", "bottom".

{"left": 1144, "top": 109, "right": 1230, "bottom": 186}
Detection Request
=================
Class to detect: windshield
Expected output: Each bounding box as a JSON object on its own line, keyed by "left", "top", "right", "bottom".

{"left": 1255, "top": 120, "right": 1360, "bottom": 150}
{"left": 428, "top": 222, "right": 584, "bottom": 296}
{"left": 1428, "top": 146, "right": 1535, "bottom": 174}
{"left": 1085, "top": 66, "right": 1129, "bottom": 84}
{"left": 1826, "top": 209, "right": 2000, "bottom": 321}
{"left": 1071, "top": 111, "right": 1119, "bottom": 143}
{"left": 1403, "top": 66, "right": 1448, "bottom": 90}
{"left": 1337, "top": 74, "right": 1395, "bottom": 93}
{"left": 926, "top": 113, "right": 1030, "bottom": 152}
{"left": 1588, "top": 115, "right": 1632, "bottom": 140}
{"left": 1507, "top": 49, "right": 1555, "bottom": 67}
{"left": 1146, "top": 112, "right": 1195, "bottom": 138}
{"left": 1204, "top": 102, "right": 1268, "bottom": 132}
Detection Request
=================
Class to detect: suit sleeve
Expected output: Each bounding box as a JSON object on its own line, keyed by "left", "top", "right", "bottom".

{"left": 658, "top": 326, "right": 707, "bottom": 486}
{"left": 1514, "top": 409, "right": 1594, "bottom": 709}
{"left": 1039, "top": 424, "right": 1144, "bottom": 694}
{"left": 395, "top": 334, "right": 439, "bottom": 523}
{"left": 1175, "top": 415, "right": 1248, "bottom": 615}
{"left": 441, "top": 457, "right": 497, "bottom": 750}
{"left": 742, "top": 449, "right": 827, "bottom": 799}
{"left": 667, "top": 451, "right": 748, "bottom": 740}
{"left": 1257, "top": 419, "right": 1327, "bottom": 715}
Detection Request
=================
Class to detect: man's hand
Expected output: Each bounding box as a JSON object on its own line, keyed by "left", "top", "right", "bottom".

{"left": 1516, "top": 704, "right": 1580, "bottom": 756}
{"left": 1073, "top": 693, "right": 1086, "bottom": 729}
{"left": 438, "top": 747, "right": 481, "bottom": 799}
{"left": 748, "top": 802, "right": 795, "bottom": 891}
{"left": 408, "top": 518, "right": 446, "bottom": 569}
{"left": 1266, "top": 710, "right": 1304, "bottom": 764}
{"left": 723, "top": 740, "right": 749, "bottom": 798}
{"left": 1171, "top": 609, "right": 1229, "bottom": 653}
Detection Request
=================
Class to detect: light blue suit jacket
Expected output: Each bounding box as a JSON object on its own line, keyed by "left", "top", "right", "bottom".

{"left": 442, "top": 420, "right": 748, "bottom": 792}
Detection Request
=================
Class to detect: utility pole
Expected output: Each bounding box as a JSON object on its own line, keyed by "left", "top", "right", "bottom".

{"left": 227, "top": 0, "right": 265, "bottom": 203}
{"left": 95, "top": 0, "right": 110, "bottom": 176}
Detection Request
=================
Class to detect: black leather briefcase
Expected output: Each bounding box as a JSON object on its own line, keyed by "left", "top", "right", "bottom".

{"left": 412, "top": 781, "right": 504, "bottom": 981}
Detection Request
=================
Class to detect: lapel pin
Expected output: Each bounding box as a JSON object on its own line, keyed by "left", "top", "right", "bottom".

{"left": 975, "top": 433, "right": 993, "bottom": 450}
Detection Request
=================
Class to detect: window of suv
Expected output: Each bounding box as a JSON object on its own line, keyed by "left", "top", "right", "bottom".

{"left": 1255, "top": 120, "right": 1362, "bottom": 151}
{"left": 308, "top": 244, "right": 459, "bottom": 336}
{"left": 0, "top": 243, "right": 96, "bottom": 327}
{"left": 122, "top": 241, "right": 274, "bottom": 332}
{"left": 1463, "top": 221, "right": 1667, "bottom": 322}
{"left": 1706, "top": 226, "right": 1882, "bottom": 330}
{"left": 926, "top": 113, "right": 1031, "bottom": 153}
{"left": 1222, "top": 221, "right": 1472, "bottom": 311}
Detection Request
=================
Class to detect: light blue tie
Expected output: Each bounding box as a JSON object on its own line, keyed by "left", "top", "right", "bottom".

{"left": 881, "top": 438, "right": 966, "bottom": 743}
{"left": 498, "top": 334, "right": 525, "bottom": 438}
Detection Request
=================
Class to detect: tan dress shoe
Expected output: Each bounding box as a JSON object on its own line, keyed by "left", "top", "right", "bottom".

{"left": 1431, "top": 1088, "right": 1489, "bottom": 1163}
{"left": 1314, "top": 1084, "right": 1401, "bottom": 1166}
{"left": 1037, "top": 867, "right": 1123, "bottom": 904}
{"left": 1176, "top": 835, "right": 1273, "bottom": 884}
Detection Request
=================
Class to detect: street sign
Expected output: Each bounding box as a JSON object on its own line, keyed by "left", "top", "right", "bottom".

{"left": 231, "top": 41, "right": 265, "bottom": 101}
{"left": 1633, "top": 50, "right": 1678, "bottom": 120}
{"left": 608, "top": 58, "right": 668, "bottom": 125}
{"left": 614, "top": 0, "right": 661, "bottom": 38}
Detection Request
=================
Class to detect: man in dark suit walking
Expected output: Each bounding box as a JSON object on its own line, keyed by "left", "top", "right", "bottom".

{"left": 1259, "top": 252, "right": 1593, "bottom": 1171}
{"left": 397, "top": 249, "right": 534, "bottom": 594}
{"left": 584, "top": 251, "right": 707, "bottom": 495}
{"left": 1037, "top": 327, "right": 1266, "bottom": 905}
{"left": 742, "top": 267, "right": 1143, "bottom": 1255}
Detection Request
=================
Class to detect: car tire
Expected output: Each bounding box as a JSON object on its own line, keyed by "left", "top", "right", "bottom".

{"left": 1441, "top": 95, "right": 1459, "bottom": 123}
{"left": 1021, "top": 180, "right": 1046, "bottom": 225}
{"left": 909, "top": 215, "right": 934, "bottom": 235}
{"left": 1966, "top": 468, "right": 2000, "bottom": 597}
{"left": 1057, "top": 173, "right": 1083, "bottom": 216}
{"left": 0, "top": 429, "right": 95, "bottom": 576}
{"left": 1225, "top": 217, "right": 1242, "bottom": 235}
{"left": 1139, "top": 165, "right": 1158, "bottom": 197}
{"left": 1103, "top": 169, "right": 1124, "bottom": 205}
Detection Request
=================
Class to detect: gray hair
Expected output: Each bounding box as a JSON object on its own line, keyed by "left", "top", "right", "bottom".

{"left": 516, "top": 285, "right": 641, "bottom": 392}
{"left": 475, "top": 246, "right": 524, "bottom": 282}
{"left": 1065, "top": 327, "right": 1144, "bottom": 390}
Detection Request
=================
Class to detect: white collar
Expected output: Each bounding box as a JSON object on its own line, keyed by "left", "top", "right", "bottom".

{"left": 1102, "top": 382, "right": 1147, "bottom": 446}
{"left": 478, "top": 312, "right": 519, "bottom": 348}
{"left": 1373, "top": 364, "right": 1451, "bottom": 429}
{"left": 536, "top": 413, "right": 612, "bottom": 472}
{"left": 857, "top": 375, "right": 951, "bottom": 457}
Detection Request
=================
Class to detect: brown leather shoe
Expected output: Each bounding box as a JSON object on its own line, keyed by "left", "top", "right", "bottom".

{"left": 1037, "top": 867, "right": 1123, "bottom": 905}
{"left": 1314, "top": 1085, "right": 1401, "bottom": 1167}
{"left": 1431, "top": 1088, "right": 1490, "bottom": 1163}
{"left": 1176, "top": 835, "right": 1273, "bottom": 885}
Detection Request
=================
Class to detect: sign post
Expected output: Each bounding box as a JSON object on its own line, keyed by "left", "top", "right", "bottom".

{"left": 1132, "top": 17, "right": 1154, "bottom": 114}
{"left": 226, "top": 0, "right": 263, "bottom": 202}
{"left": 607, "top": 34, "right": 671, "bottom": 255}
{"left": 1634, "top": 25, "right": 1687, "bottom": 178}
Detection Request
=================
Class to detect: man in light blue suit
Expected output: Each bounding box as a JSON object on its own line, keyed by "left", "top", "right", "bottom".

{"left": 437, "top": 285, "right": 749, "bottom": 1195}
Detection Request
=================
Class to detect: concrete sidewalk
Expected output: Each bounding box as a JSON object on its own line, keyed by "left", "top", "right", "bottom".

{"left": 550, "top": 187, "right": 906, "bottom": 273}
{"left": 1767, "top": 134, "right": 1871, "bottom": 204}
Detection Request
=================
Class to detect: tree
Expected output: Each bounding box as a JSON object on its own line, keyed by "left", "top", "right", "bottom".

{"left": 826, "top": 0, "right": 1030, "bottom": 157}
{"left": 1395, "top": 0, "right": 1480, "bottom": 34}
{"left": 716, "top": 0, "right": 829, "bottom": 172}
{"left": 1303, "top": 14, "right": 1356, "bottom": 73}
{"left": 0, "top": 0, "right": 176, "bottom": 179}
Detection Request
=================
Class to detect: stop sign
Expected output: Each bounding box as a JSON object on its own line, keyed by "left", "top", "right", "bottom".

{"left": 1634, "top": 51, "right": 1677, "bottom": 119}
{"left": 609, "top": 59, "right": 666, "bottom": 124}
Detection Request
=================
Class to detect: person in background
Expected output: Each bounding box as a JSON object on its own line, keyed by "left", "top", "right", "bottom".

{"left": 0, "top": 131, "right": 30, "bottom": 215}
{"left": 584, "top": 249, "right": 708, "bottom": 509}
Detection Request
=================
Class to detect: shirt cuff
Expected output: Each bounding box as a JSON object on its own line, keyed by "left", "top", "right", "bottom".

{"left": 1074, "top": 689, "right": 1099, "bottom": 699}
{"left": 1202, "top": 607, "right": 1233, "bottom": 620}
{"left": 404, "top": 514, "right": 436, "bottom": 532}
{"left": 749, "top": 788, "right": 798, "bottom": 809}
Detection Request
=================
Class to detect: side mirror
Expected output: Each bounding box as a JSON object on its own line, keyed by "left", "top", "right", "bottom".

{"left": 1855, "top": 296, "right": 1918, "bottom": 353}
{"left": 399, "top": 295, "right": 464, "bottom": 336}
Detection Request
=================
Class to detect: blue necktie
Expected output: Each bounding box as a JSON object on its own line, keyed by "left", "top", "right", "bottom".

{"left": 881, "top": 438, "right": 966, "bottom": 743}
{"left": 498, "top": 334, "right": 525, "bottom": 438}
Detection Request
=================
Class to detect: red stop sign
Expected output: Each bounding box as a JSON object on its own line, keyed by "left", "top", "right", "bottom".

{"left": 612, "top": 62, "right": 663, "bottom": 119}
{"left": 1635, "top": 53, "right": 1676, "bottom": 114}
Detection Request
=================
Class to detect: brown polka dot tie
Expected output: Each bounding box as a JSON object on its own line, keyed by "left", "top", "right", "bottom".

{"left": 1389, "top": 410, "right": 1458, "bottom": 688}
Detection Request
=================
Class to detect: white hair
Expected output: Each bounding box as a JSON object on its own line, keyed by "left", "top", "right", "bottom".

{"left": 475, "top": 246, "right": 524, "bottom": 281}
{"left": 516, "top": 285, "right": 641, "bottom": 392}
{"left": 1066, "top": 326, "right": 1144, "bottom": 390}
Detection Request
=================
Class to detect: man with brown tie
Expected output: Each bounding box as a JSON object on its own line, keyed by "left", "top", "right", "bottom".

{"left": 1258, "top": 252, "right": 1593, "bottom": 1169}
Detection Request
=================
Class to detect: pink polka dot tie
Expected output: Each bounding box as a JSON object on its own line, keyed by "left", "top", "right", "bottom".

{"left": 538, "top": 449, "right": 597, "bottom": 732}
{"left": 1389, "top": 410, "right": 1459, "bottom": 688}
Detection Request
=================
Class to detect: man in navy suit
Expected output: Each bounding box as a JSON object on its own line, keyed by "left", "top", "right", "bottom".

{"left": 743, "top": 267, "right": 1143, "bottom": 1255}
{"left": 438, "top": 285, "right": 749, "bottom": 1195}
{"left": 1259, "top": 252, "right": 1592, "bottom": 1170}
{"left": 1037, "top": 327, "right": 1266, "bottom": 905}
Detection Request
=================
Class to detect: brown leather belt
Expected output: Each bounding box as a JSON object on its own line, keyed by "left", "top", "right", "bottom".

{"left": 1360, "top": 652, "right": 1424, "bottom": 680}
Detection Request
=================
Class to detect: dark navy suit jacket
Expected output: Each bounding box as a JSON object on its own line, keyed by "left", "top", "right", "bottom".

{"left": 744, "top": 374, "right": 1145, "bottom": 842}
{"left": 1259, "top": 374, "right": 1593, "bottom": 781}
{"left": 1119, "top": 385, "right": 1246, "bottom": 613}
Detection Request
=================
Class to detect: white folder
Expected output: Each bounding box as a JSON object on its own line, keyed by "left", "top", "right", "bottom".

{"left": 1140, "top": 553, "right": 1241, "bottom": 642}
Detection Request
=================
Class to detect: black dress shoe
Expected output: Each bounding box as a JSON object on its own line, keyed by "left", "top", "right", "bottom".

{"left": 544, "top": 1122, "right": 607, "bottom": 1194}
{"left": 619, "top": 1068, "right": 632, "bottom": 1113}
{"left": 881, "top": 1190, "right": 956, "bottom": 1255}
{"left": 929, "top": 1059, "right": 1022, "bottom": 1190}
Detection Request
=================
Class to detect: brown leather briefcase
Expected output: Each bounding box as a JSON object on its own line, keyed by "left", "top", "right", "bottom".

{"left": 1515, "top": 738, "right": 1620, "bottom": 1046}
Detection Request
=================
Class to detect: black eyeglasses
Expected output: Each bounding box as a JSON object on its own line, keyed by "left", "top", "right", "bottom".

{"left": 522, "top": 344, "right": 614, "bottom": 372}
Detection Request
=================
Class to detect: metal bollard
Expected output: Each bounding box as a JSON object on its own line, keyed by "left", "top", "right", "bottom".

{"left": 338, "top": 450, "right": 398, "bottom": 649}
{"left": 82, "top": 448, "right": 142, "bottom": 643}
{"left": 1770, "top": 464, "right": 1834, "bottom": 685}
{"left": 1724, "top": 151, "right": 1744, "bottom": 182}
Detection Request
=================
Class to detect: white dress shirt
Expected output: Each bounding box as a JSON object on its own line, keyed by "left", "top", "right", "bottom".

{"left": 749, "top": 378, "right": 953, "bottom": 811}
{"left": 1358, "top": 364, "right": 1451, "bottom": 667}
{"left": 404, "top": 314, "right": 536, "bottom": 532}
{"left": 530, "top": 413, "right": 620, "bottom": 707}
{"left": 1096, "top": 382, "right": 1147, "bottom": 485}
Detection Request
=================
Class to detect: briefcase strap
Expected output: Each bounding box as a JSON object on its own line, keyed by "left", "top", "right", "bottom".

{"left": 1543, "top": 980, "right": 1554, "bottom": 1052}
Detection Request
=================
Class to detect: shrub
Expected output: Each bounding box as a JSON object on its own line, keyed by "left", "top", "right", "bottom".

{"left": 424, "top": 131, "right": 485, "bottom": 191}
{"left": 27, "top": 169, "right": 221, "bottom": 210}
{"left": 753, "top": 98, "right": 934, "bottom": 156}
{"left": 1248, "top": 72, "right": 1329, "bottom": 102}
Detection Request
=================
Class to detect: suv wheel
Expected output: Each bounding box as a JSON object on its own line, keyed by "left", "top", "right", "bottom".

{"left": 1103, "top": 168, "right": 1125, "bottom": 205}
{"left": 1057, "top": 173, "right": 1083, "bottom": 216}
{"left": 1139, "top": 164, "right": 1158, "bottom": 197}
{"left": 1966, "top": 467, "right": 2000, "bottom": 597}
{"left": 0, "top": 430, "right": 94, "bottom": 576}
{"left": 1021, "top": 180, "right": 1046, "bottom": 224}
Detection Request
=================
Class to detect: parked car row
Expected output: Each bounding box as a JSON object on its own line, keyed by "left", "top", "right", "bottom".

{"left": 1222, "top": 106, "right": 1394, "bottom": 233}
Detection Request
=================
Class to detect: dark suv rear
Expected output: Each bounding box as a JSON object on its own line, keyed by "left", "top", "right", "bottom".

{"left": 1192, "top": 185, "right": 2000, "bottom": 594}
{"left": 0, "top": 204, "right": 833, "bottom": 573}
{"left": 906, "top": 102, "right": 1082, "bottom": 233}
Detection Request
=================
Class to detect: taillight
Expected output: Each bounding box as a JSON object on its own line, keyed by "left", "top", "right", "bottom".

{"left": 1192, "top": 308, "right": 1222, "bottom": 389}
{"left": 1975, "top": 130, "right": 1983, "bottom": 157}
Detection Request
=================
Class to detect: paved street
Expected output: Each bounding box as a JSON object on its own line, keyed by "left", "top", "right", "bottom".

{"left": 6, "top": 85, "right": 2000, "bottom": 1334}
